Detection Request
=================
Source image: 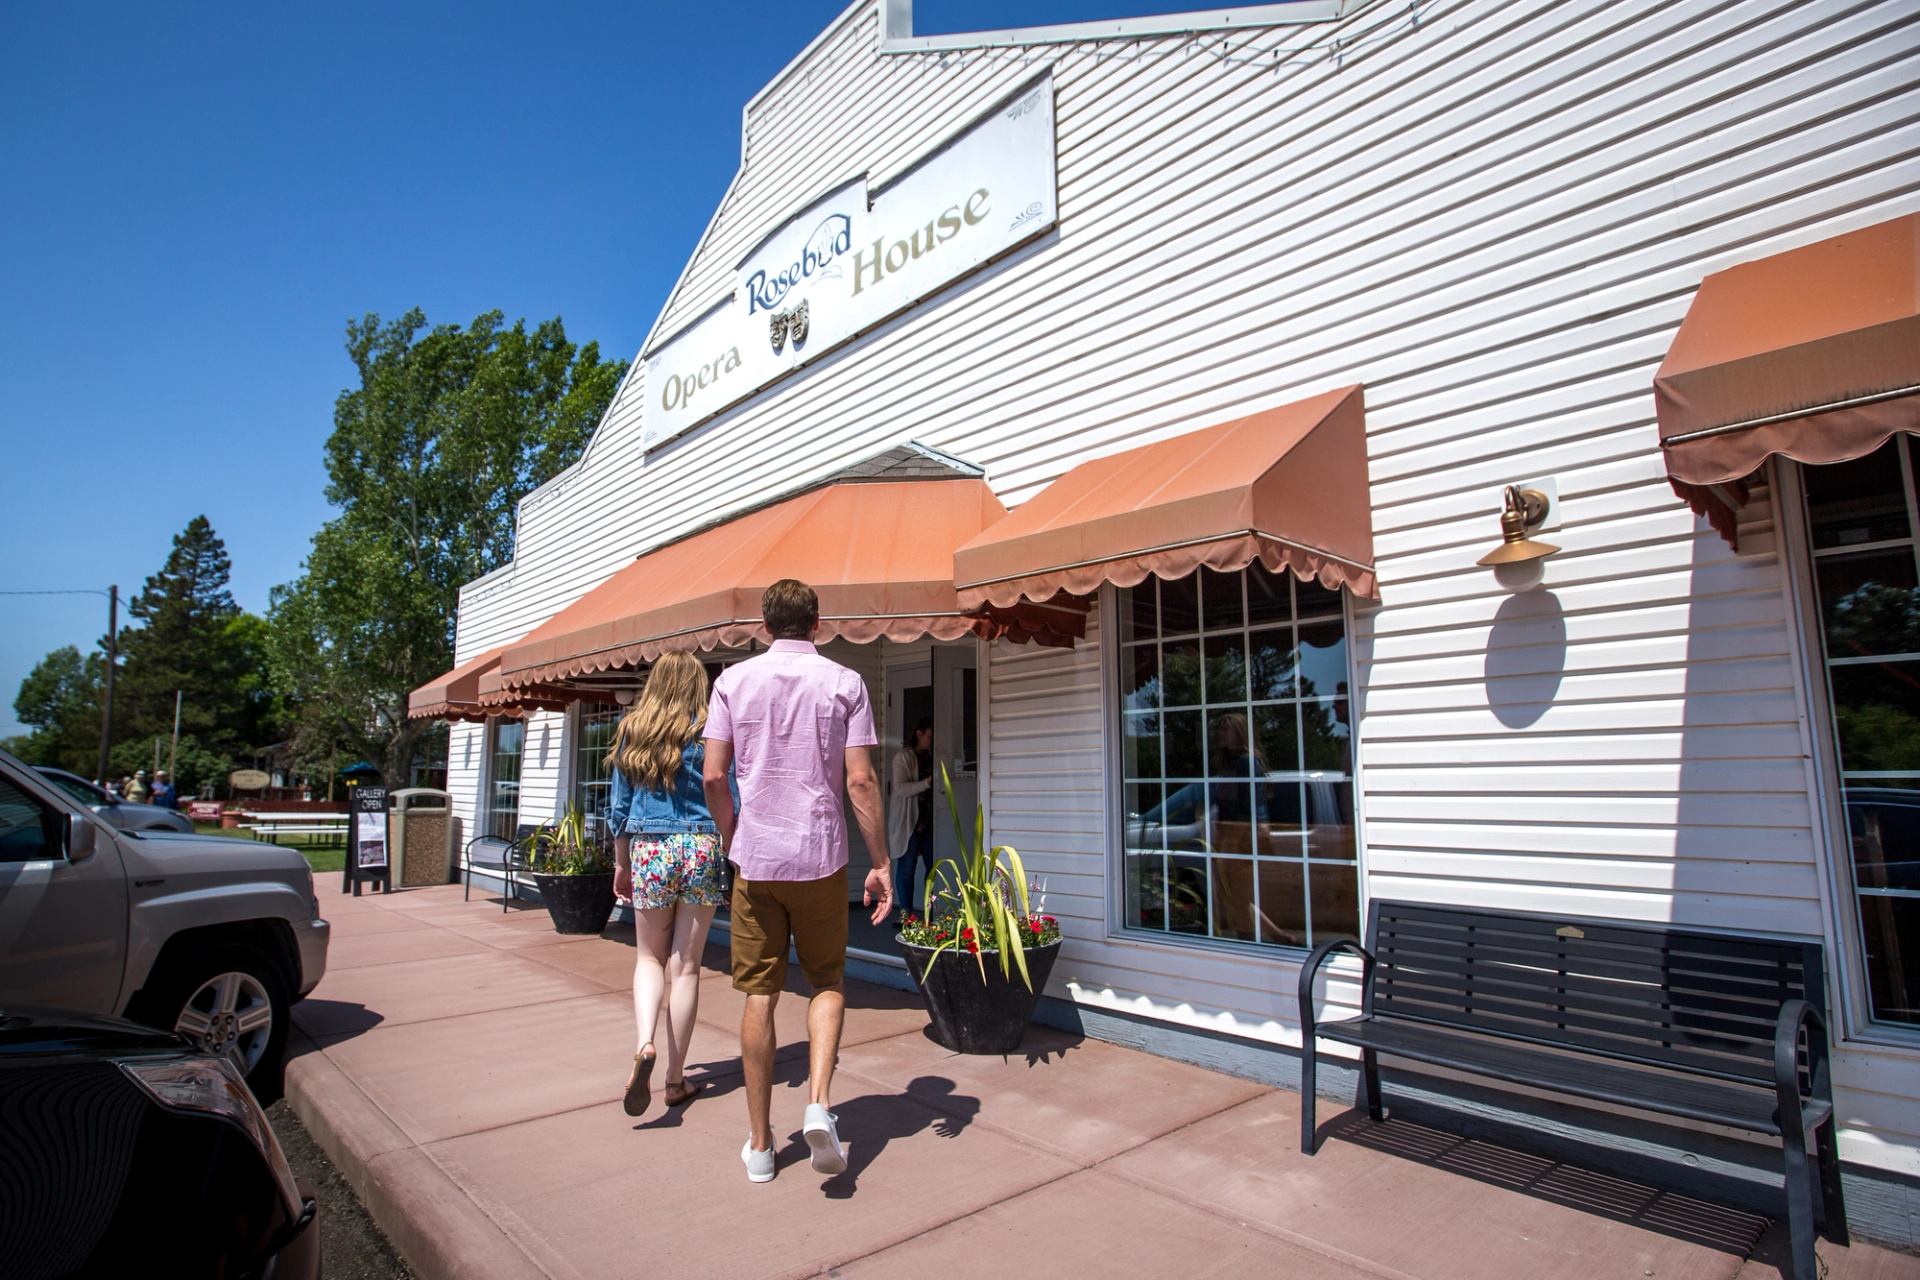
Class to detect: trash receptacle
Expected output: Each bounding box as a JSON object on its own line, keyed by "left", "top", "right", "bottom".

{"left": 389, "top": 788, "right": 455, "bottom": 888}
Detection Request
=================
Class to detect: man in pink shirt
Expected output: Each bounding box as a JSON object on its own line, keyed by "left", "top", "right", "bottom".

{"left": 703, "top": 579, "right": 892, "bottom": 1184}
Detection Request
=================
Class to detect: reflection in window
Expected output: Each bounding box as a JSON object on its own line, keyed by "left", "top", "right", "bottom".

{"left": 1118, "top": 562, "right": 1357, "bottom": 950}
{"left": 1805, "top": 436, "right": 1920, "bottom": 1026}
{"left": 574, "top": 702, "right": 621, "bottom": 848}
{"left": 487, "top": 718, "right": 525, "bottom": 841}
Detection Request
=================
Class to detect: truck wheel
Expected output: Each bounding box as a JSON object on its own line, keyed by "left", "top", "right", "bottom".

{"left": 134, "top": 944, "right": 290, "bottom": 1093}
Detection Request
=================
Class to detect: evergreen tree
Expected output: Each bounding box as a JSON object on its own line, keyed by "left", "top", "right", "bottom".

{"left": 114, "top": 516, "right": 272, "bottom": 763}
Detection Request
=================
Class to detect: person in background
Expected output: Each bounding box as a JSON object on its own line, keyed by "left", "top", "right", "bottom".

{"left": 607, "top": 651, "right": 734, "bottom": 1117}
{"left": 888, "top": 718, "right": 936, "bottom": 916}
{"left": 703, "top": 578, "right": 891, "bottom": 1185}
{"left": 149, "top": 770, "right": 178, "bottom": 810}
{"left": 125, "top": 771, "right": 149, "bottom": 803}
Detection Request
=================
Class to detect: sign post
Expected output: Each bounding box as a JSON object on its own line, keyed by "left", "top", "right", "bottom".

{"left": 343, "top": 785, "right": 391, "bottom": 896}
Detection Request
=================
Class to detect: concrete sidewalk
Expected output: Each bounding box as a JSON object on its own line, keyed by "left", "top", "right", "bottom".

{"left": 286, "top": 885, "right": 1911, "bottom": 1280}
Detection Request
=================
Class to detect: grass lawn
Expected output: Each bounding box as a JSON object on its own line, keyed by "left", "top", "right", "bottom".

{"left": 194, "top": 822, "right": 344, "bottom": 874}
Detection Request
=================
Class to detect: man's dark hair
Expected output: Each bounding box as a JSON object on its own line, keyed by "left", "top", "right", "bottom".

{"left": 762, "top": 578, "right": 819, "bottom": 640}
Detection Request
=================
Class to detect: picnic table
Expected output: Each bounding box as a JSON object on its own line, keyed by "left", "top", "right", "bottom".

{"left": 240, "top": 811, "right": 350, "bottom": 846}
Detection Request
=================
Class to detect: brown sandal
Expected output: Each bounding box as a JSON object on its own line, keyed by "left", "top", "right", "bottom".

{"left": 623, "top": 1050, "right": 655, "bottom": 1117}
{"left": 664, "top": 1079, "right": 705, "bottom": 1107}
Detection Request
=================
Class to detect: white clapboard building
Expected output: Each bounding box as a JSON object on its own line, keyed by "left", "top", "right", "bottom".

{"left": 410, "top": 0, "right": 1920, "bottom": 1240}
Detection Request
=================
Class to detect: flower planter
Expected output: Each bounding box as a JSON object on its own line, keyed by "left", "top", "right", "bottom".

{"left": 530, "top": 871, "right": 617, "bottom": 935}
{"left": 897, "top": 936, "right": 1060, "bottom": 1054}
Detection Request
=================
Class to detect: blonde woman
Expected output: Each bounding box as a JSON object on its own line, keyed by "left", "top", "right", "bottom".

{"left": 607, "top": 652, "right": 736, "bottom": 1116}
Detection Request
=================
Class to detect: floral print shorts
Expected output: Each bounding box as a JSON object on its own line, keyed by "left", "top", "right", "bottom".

{"left": 627, "top": 832, "right": 728, "bottom": 910}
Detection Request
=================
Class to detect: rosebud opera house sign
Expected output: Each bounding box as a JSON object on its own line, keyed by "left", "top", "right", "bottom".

{"left": 642, "top": 72, "right": 1058, "bottom": 450}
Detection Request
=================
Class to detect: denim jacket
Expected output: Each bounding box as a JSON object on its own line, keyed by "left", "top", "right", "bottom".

{"left": 606, "top": 738, "right": 738, "bottom": 836}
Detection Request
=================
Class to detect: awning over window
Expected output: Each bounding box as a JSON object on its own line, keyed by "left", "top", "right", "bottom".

{"left": 496, "top": 475, "right": 1073, "bottom": 690}
{"left": 952, "top": 385, "right": 1376, "bottom": 609}
{"left": 1657, "top": 213, "right": 1920, "bottom": 541}
{"left": 407, "top": 645, "right": 509, "bottom": 722}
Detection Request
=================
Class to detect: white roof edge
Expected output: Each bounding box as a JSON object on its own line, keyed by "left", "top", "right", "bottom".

{"left": 877, "top": 0, "right": 1351, "bottom": 54}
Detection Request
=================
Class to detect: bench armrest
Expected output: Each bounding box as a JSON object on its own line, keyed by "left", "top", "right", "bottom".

{"left": 1297, "top": 938, "right": 1376, "bottom": 1040}
{"left": 1773, "top": 997, "right": 1833, "bottom": 1125}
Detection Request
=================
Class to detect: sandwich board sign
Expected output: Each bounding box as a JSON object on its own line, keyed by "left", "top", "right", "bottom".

{"left": 344, "top": 785, "right": 390, "bottom": 896}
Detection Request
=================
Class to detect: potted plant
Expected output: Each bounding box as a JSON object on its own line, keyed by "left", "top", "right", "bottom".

{"left": 896, "top": 764, "right": 1062, "bottom": 1053}
{"left": 526, "top": 806, "right": 616, "bottom": 934}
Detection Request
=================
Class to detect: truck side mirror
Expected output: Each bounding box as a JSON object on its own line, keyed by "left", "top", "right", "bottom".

{"left": 66, "top": 812, "right": 98, "bottom": 863}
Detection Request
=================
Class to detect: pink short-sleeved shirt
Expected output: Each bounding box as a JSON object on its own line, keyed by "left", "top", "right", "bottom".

{"left": 705, "top": 639, "right": 878, "bottom": 882}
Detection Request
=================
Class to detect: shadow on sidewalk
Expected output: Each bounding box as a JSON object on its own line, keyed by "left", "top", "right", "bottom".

{"left": 1322, "top": 1111, "right": 1771, "bottom": 1257}
{"left": 812, "top": 1077, "right": 981, "bottom": 1199}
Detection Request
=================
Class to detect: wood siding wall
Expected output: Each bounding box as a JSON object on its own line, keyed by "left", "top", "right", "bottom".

{"left": 440, "top": 0, "right": 1920, "bottom": 1172}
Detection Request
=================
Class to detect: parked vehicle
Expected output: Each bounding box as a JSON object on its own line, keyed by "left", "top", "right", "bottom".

{"left": 0, "top": 748, "right": 330, "bottom": 1091}
{"left": 33, "top": 764, "right": 195, "bottom": 833}
{"left": 0, "top": 1003, "right": 320, "bottom": 1279}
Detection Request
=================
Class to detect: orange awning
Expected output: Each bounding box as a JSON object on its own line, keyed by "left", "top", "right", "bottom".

{"left": 497, "top": 476, "right": 1073, "bottom": 689}
{"left": 407, "top": 645, "right": 509, "bottom": 722}
{"left": 1657, "top": 213, "right": 1920, "bottom": 541}
{"left": 953, "top": 385, "right": 1376, "bottom": 609}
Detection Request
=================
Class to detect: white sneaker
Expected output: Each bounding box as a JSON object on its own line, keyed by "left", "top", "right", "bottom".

{"left": 740, "top": 1139, "right": 776, "bottom": 1183}
{"left": 802, "top": 1103, "right": 846, "bottom": 1175}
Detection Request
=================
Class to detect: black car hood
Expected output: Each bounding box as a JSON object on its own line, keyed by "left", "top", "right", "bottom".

{"left": 0, "top": 1004, "right": 189, "bottom": 1059}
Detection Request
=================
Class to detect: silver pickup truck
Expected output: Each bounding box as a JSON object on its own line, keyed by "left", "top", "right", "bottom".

{"left": 0, "top": 747, "right": 329, "bottom": 1090}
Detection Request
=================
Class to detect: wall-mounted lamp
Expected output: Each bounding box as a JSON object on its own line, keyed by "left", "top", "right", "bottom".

{"left": 613, "top": 688, "right": 637, "bottom": 706}
{"left": 1477, "top": 485, "right": 1561, "bottom": 566}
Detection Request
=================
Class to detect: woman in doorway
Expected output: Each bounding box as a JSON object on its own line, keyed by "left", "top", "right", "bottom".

{"left": 888, "top": 718, "right": 936, "bottom": 916}
{"left": 608, "top": 652, "right": 731, "bottom": 1116}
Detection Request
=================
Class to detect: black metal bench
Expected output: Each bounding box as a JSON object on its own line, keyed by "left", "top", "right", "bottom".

{"left": 1299, "top": 900, "right": 1845, "bottom": 1280}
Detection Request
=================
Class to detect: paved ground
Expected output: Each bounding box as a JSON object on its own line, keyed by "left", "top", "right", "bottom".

{"left": 286, "top": 884, "right": 1915, "bottom": 1280}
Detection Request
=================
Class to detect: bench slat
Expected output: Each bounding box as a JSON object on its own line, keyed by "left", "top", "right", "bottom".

{"left": 1377, "top": 954, "right": 1795, "bottom": 1028}
{"left": 1377, "top": 917, "right": 1811, "bottom": 988}
{"left": 1314, "top": 1017, "right": 1784, "bottom": 1134}
{"left": 1378, "top": 968, "right": 1783, "bottom": 1053}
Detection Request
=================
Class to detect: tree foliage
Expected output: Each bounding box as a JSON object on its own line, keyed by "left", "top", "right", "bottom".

{"left": 268, "top": 309, "right": 625, "bottom": 785}
{"left": 9, "top": 517, "right": 273, "bottom": 792}
{"left": 112, "top": 516, "right": 274, "bottom": 763}
{"left": 11, "top": 645, "right": 103, "bottom": 775}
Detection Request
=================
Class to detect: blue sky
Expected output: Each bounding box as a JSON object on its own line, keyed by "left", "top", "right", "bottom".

{"left": 0, "top": 1, "right": 1242, "bottom": 738}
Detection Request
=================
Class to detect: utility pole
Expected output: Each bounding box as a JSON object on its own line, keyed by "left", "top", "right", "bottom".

{"left": 168, "top": 689, "right": 182, "bottom": 777}
{"left": 96, "top": 584, "right": 118, "bottom": 783}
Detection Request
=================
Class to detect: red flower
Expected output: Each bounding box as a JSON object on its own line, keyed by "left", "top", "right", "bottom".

{"left": 967, "top": 941, "right": 979, "bottom": 954}
{"left": 1029, "top": 920, "right": 1043, "bottom": 933}
{"left": 960, "top": 927, "right": 975, "bottom": 940}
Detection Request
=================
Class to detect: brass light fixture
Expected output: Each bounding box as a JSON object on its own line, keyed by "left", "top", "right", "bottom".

{"left": 1476, "top": 485, "right": 1561, "bottom": 566}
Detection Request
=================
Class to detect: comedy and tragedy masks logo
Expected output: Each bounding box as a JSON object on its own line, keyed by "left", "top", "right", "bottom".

{"left": 769, "top": 299, "right": 810, "bottom": 354}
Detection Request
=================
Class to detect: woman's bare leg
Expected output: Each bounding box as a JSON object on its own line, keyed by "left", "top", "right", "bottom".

{"left": 633, "top": 905, "right": 675, "bottom": 1054}
{"left": 662, "top": 904, "right": 716, "bottom": 1087}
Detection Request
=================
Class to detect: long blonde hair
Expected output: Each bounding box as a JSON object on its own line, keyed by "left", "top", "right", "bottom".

{"left": 605, "top": 652, "right": 709, "bottom": 790}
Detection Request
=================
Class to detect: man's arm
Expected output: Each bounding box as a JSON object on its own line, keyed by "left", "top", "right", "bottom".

{"left": 846, "top": 745, "right": 892, "bottom": 924}
{"left": 703, "top": 739, "right": 737, "bottom": 850}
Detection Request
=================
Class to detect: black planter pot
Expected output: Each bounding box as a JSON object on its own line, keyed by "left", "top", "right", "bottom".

{"left": 530, "top": 871, "right": 616, "bottom": 935}
{"left": 897, "top": 937, "right": 1060, "bottom": 1054}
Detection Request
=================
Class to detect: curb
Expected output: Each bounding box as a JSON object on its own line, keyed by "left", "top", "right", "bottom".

{"left": 284, "top": 1042, "right": 550, "bottom": 1280}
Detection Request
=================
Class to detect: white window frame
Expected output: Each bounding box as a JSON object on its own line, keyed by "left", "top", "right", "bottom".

{"left": 1777, "top": 454, "right": 1920, "bottom": 1047}
{"left": 1098, "top": 569, "right": 1368, "bottom": 958}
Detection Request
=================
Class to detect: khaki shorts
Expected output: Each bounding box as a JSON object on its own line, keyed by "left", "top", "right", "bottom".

{"left": 730, "top": 870, "right": 847, "bottom": 994}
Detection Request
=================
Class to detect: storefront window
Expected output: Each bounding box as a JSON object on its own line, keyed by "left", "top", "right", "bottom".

{"left": 410, "top": 722, "right": 449, "bottom": 791}
{"left": 574, "top": 701, "right": 621, "bottom": 847}
{"left": 1804, "top": 436, "right": 1920, "bottom": 1027}
{"left": 487, "top": 717, "right": 525, "bottom": 841}
{"left": 1118, "top": 563, "right": 1359, "bottom": 950}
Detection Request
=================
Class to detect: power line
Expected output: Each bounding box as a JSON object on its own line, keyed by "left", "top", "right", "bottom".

{"left": 0, "top": 588, "right": 113, "bottom": 597}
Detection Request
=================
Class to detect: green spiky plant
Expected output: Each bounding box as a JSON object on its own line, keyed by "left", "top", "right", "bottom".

{"left": 533, "top": 805, "right": 613, "bottom": 876}
{"left": 900, "top": 762, "right": 1057, "bottom": 990}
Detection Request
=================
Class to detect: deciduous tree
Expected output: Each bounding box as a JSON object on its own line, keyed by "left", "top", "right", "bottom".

{"left": 269, "top": 309, "right": 624, "bottom": 785}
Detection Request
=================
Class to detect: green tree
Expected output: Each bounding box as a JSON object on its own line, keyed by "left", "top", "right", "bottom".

{"left": 269, "top": 309, "right": 625, "bottom": 786}
{"left": 112, "top": 517, "right": 273, "bottom": 764}
{"left": 11, "top": 645, "right": 104, "bottom": 774}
